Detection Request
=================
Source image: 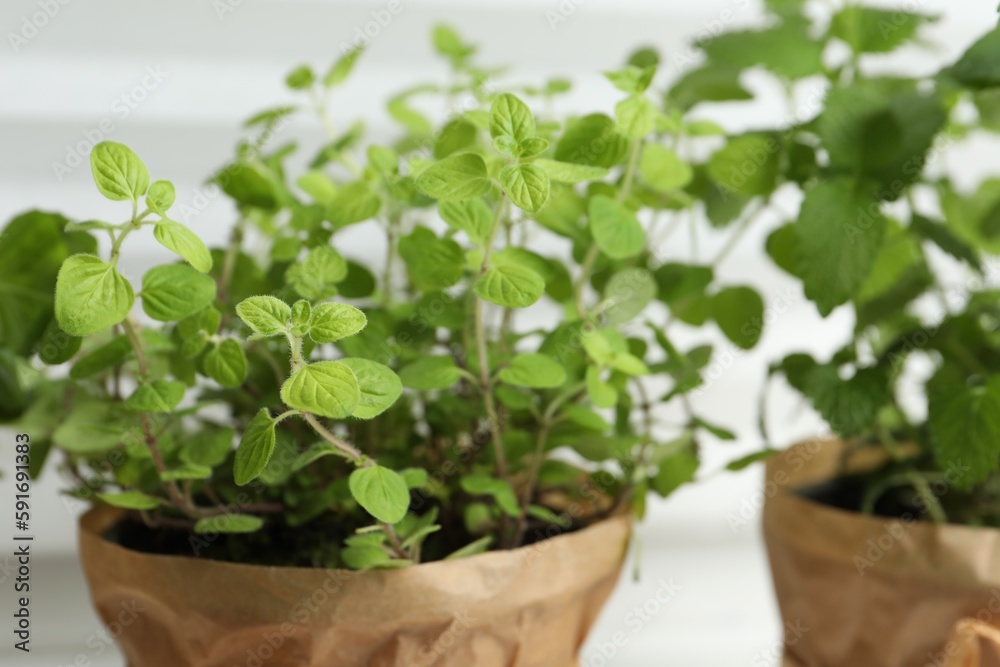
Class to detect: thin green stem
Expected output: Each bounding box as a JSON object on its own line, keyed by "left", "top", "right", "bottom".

{"left": 122, "top": 318, "right": 148, "bottom": 379}
{"left": 711, "top": 198, "right": 767, "bottom": 267}
{"left": 302, "top": 412, "right": 364, "bottom": 462}
{"left": 475, "top": 194, "right": 510, "bottom": 480}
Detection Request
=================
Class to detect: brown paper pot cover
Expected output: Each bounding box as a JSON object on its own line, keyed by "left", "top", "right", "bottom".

{"left": 78, "top": 507, "right": 630, "bottom": 667}
{"left": 765, "top": 440, "right": 1000, "bottom": 667}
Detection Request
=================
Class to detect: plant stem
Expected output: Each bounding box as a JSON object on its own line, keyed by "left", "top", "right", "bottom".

{"left": 475, "top": 195, "right": 511, "bottom": 480}
{"left": 301, "top": 402, "right": 408, "bottom": 558}
{"left": 710, "top": 198, "right": 767, "bottom": 267}
{"left": 574, "top": 244, "right": 600, "bottom": 319}
{"left": 302, "top": 413, "right": 365, "bottom": 462}
{"left": 121, "top": 318, "right": 148, "bottom": 379}
{"left": 618, "top": 139, "right": 641, "bottom": 203}
{"left": 110, "top": 208, "right": 150, "bottom": 261}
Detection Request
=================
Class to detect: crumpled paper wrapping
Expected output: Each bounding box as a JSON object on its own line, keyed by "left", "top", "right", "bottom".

{"left": 765, "top": 440, "right": 1000, "bottom": 667}
{"left": 78, "top": 508, "right": 630, "bottom": 667}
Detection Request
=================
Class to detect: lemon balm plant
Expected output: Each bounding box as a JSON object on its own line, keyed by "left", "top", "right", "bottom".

{"left": 3, "top": 26, "right": 771, "bottom": 575}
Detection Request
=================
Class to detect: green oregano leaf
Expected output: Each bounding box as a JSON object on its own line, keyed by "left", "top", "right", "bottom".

{"left": 280, "top": 360, "right": 360, "bottom": 418}
{"left": 126, "top": 380, "right": 186, "bottom": 413}
{"left": 234, "top": 408, "right": 278, "bottom": 486}
{"left": 534, "top": 159, "right": 609, "bottom": 184}
{"left": 236, "top": 296, "right": 291, "bottom": 336}
{"left": 324, "top": 46, "right": 364, "bottom": 87}
{"left": 589, "top": 195, "right": 646, "bottom": 260}
{"left": 204, "top": 339, "right": 248, "bottom": 388}
{"left": 349, "top": 465, "right": 411, "bottom": 524}
{"left": 500, "top": 163, "right": 550, "bottom": 213}
{"left": 90, "top": 141, "right": 149, "bottom": 202}
{"left": 338, "top": 358, "right": 403, "bottom": 419}
{"left": 489, "top": 93, "right": 535, "bottom": 143}
{"left": 96, "top": 491, "right": 159, "bottom": 510}
{"left": 498, "top": 353, "right": 567, "bottom": 388}
{"left": 146, "top": 180, "right": 176, "bottom": 215}
{"left": 55, "top": 255, "right": 135, "bottom": 336}
{"left": 475, "top": 264, "right": 545, "bottom": 308}
{"left": 153, "top": 220, "right": 213, "bottom": 273}
{"left": 415, "top": 153, "right": 493, "bottom": 201}
{"left": 140, "top": 264, "right": 216, "bottom": 322}
{"left": 308, "top": 302, "right": 367, "bottom": 343}
{"left": 398, "top": 356, "right": 462, "bottom": 391}
{"left": 439, "top": 199, "right": 493, "bottom": 245}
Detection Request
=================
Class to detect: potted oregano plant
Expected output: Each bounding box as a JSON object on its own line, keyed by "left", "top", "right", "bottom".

{"left": 2, "top": 25, "right": 769, "bottom": 666}
{"left": 690, "top": 0, "right": 1000, "bottom": 663}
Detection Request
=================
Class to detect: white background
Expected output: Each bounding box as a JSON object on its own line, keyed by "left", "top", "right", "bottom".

{"left": 0, "top": 0, "right": 997, "bottom": 664}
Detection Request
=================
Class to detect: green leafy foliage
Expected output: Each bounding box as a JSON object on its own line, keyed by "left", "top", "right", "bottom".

{"left": 90, "top": 142, "right": 149, "bottom": 202}
{"left": 33, "top": 8, "right": 989, "bottom": 569}
{"left": 498, "top": 354, "right": 566, "bottom": 388}
{"left": 475, "top": 264, "right": 545, "bottom": 308}
{"left": 153, "top": 221, "right": 212, "bottom": 272}
{"left": 234, "top": 408, "right": 277, "bottom": 486}
{"left": 140, "top": 264, "right": 216, "bottom": 322}
{"left": 281, "top": 361, "right": 360, "bottom": 419}
{"left": 55, "top": 255, "right": 134, "bottom": 336}
{"left": 349, "top": 466, "right": 410, "bottom": 524}
{"left": 794, "top": 179, "right": 887, "bottom": 316}
{"left": 415, "top": 153, "right": 493, "bottom": 200}
{"left": 589, "top": 195, "right": 645, "bottom": 260}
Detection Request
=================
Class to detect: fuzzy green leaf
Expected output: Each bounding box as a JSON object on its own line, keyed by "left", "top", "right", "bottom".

{"left": 415, "top": 153, "right": 493, "bottom": 201}
{"left": 308, "top": 302, "right": 367, "bottom": 343}
{"left": 146, "top": 180, "right": 176, "bottom": 215}
{"left": 602, "top": 268, "right": 657, "bottom": 325}
{"left": 586, "top": 367, "right": 617, "bottom": 408}
{"left": 489, "top": 93, "right": 535, "bottom": 142}
{"left": 96, "top": 491, "right": 159, "bottom": 510}
{"left": 589, "top": 195, "right": 645, "bottom": 260}
{"left": 475, "top": 264, "right": 545, "bottom": 308}
{"left": 349, "top": 465, "right": 411, "bottom": 524}
{"left": 90, "top": 142, "right": 149, "bottom": 202}
{"left": 286, "top": 246, "right": 348, "bottom": 300}
{"left": 439, "top": 199, "right": 493, "bottom": 245}
{"left": 639, "top": 144, "right": 693, "bottom": 192}
{"left": 153, "top": 220, "right": 213, "bottom": 273}
{"left": 338, "top": 358, "right": 402, "bottom": 419}
{"left": 324, "top": 47, "right": 364, "bottom": 87}
{"left": 554, "top": 113, "right": 629, "bottom": 167}
{"left": 794, "top": 179, "right": 887, "bottom": 316}
{"left": 707, "top": 134, "right": 780, "bottom": 196}
{"left": 234, "top": 408, "right": 277, "bottom": 486}
{"left": 928, "top": 372, "right": 1000, "bottom": 489}
{"left": 500, "top": 163, "right": 550, "bottom": 213}
{"left": 498, "top": 354, "right": 567, "bottom": 389}
{"left": 534, "top": 159, "right": 609, "bottom": 184}
{"left": 126, "top": 380, "right": 186, "bottom": 413}
{"left": 281, "top": 361, "right": 360, "bottom": 419}
{"left": 55, "top": 255, "right": 134, "bottom": 336}
{"left": 615, "top": 95, "right": 657, "bottom": 138}
{"left": 204, "top": 339, "right": 248, "bottom": 388}
{"left": 398, "top": 356, "right": 462, "bottom": 391}
{"left": 140, "top": 264, "right": 216, "bottom": 322}
{"left": 236, "top": 296, "right": 291, "bottom": 336}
